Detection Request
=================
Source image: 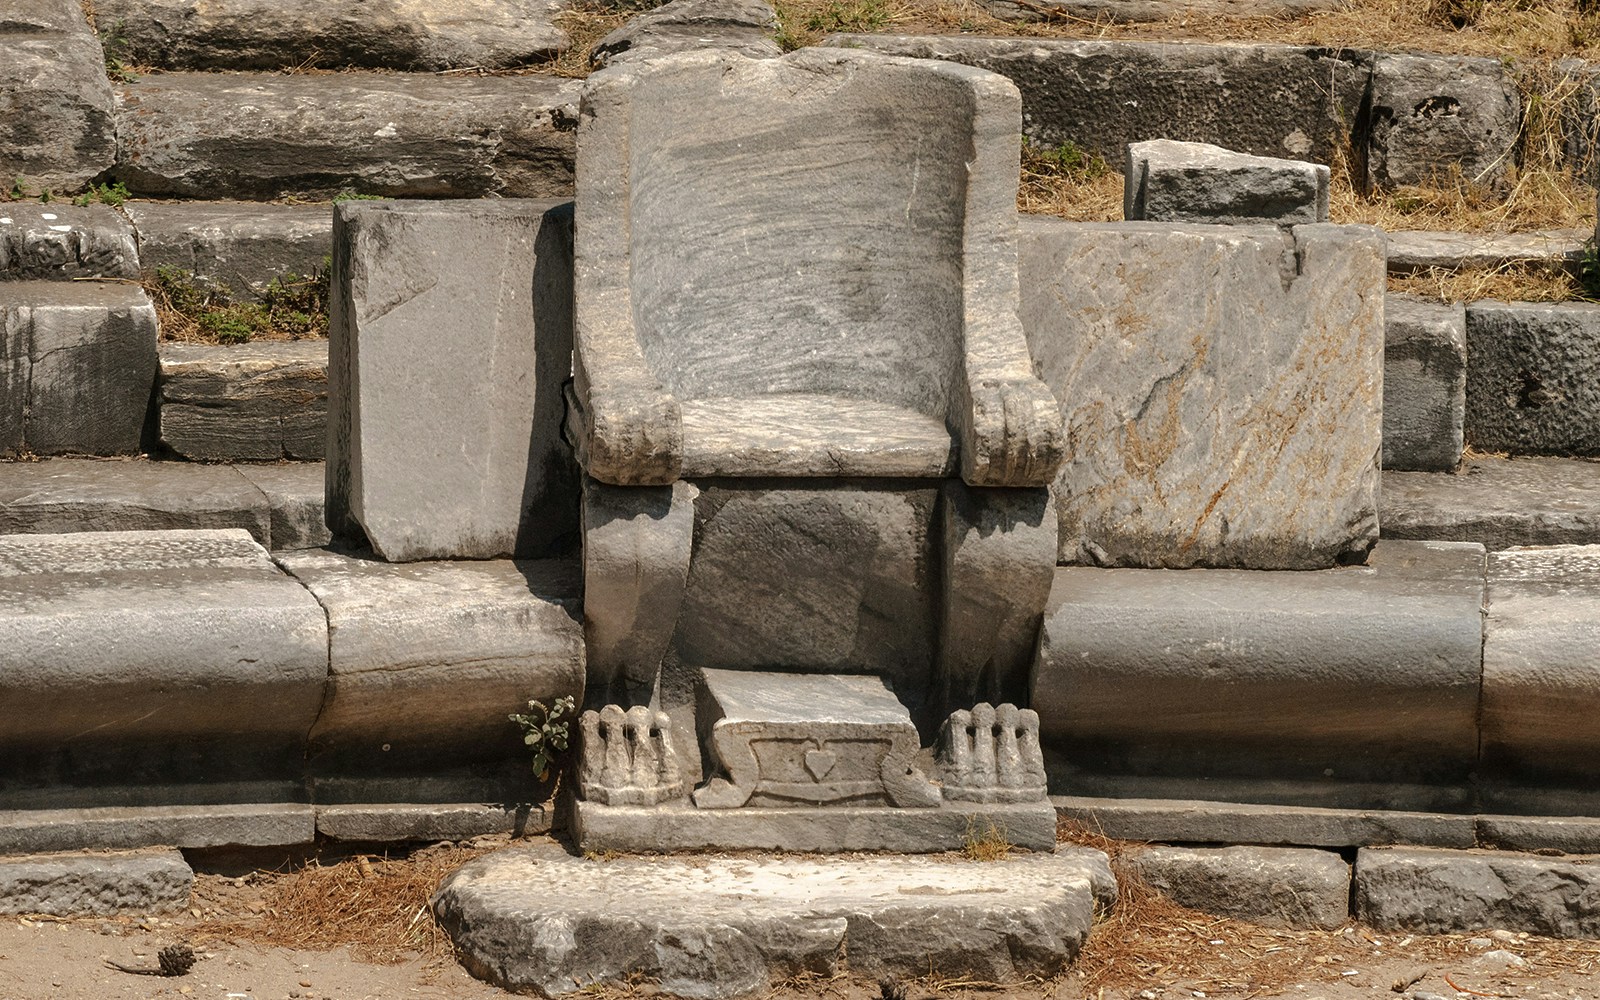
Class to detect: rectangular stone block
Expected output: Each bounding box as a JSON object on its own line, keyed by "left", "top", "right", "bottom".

{"left": 1019, "top": 218, "right": 1385, "bottom": 568}
{"left": 274, "top": 549, "right": 583, "bottom": 777}
{"left": 1382, "top": 456, "right": 1600, "bottom": 551}
{"left": 1033, "top": 540, "right": 1487, "bottom": 808}
{"left": 126, "top": 201, "right": 331, "bottom": 299}
{"left": 1386, "top": 228, "right": 1587, "bottom": 275}
{"left": 0, "top": 5, "right": 116, "bottom": 192}
{"left": 1383, "top": 294, "right": 1466, "bottom": 472}
{"left": 1367, "top": 53, "right": 1519, "bottom": 191}
{"left": 0, "top": 458, "right": 272, "bottom": 545}
{"left": 0, "top": 281, "right": 158, "bottom": 456}
{"left": 159, "top": 340, "right": 328, "bottom": 462}
{"left": 1356, "top": 846, "right": 1600, "bottom": 938}
{"left": 829, "top": 35, "right": 1368, "bottom": 167}
{"left": 327, "top": 199, "right": 577, "bottom": 561}
{"left": 1124, "top": 139, "right": 1328, "bottom": 225}
{"left": 0, "top": 529, "right": 328, "bottom": 799}
{"left": 0, "top": 204, "right": 139, "bottom": 280}
{"left": 0, "top": 848, "right": 192, "bottom": 916}
{"left": 315, "top": 803, "right": 552, "bottom": 843}
{"left": 1467, "top": 301, "right": 1600, "bottom": 457}
{"left": 1482, "top": 546, "right": 1600, "bottom": 790}
{"left": 234, "top": 461, "right": 329, "bottom": 551}
{"left": 1132, "top": 845, "right": 1350, "bottom": 930}
{"left": 1054, "top": 795, "right": 1478, "bottom": 849}
{"left": 0, "top": 803, "right": 314, "bottom": 853}
{"left": 112, "top": 73, "right": 578, "bottom": 200}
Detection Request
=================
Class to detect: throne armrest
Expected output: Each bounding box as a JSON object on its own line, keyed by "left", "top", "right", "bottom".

{"left": 572, "top": 313, "right": 682, "bottom": 486}
{"left": 956, "top": 320, "right": 1064, "bottom": 488}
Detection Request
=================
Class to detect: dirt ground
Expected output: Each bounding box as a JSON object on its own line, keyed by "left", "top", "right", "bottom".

{"left": 5, "top": 833, "right": 1600, "bottom": 1000}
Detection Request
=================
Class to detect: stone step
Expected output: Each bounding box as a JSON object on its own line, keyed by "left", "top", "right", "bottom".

{"left": 127, "top": 200, "right": 332, "bottom": 298}
{"left": 89, "top": 0, "right": 570, "bottom": 72}
{"left": 158, "top": 340, "right": 328, "bottom": 462}
{"left": 0, "top": 0, "right": 115, "bottom": 192}
{"left": 0, "top": 204, "right": 138, "bottom": 280}
{"left": 111, "top": 72, "right": 579, "bottom": 201}
{"left": 432, "top": 841, "right": 1112, "bottom": 999}
{"left": 0, "top": 457, "right": 327, "bottom": 551}
{"left": 1382, "top": 455, "right": 1600, "bottom": 550}
{"left": 0, "top": 847, "right": 192, "bottom": 916}
{"left": 829, "top": 34, "right": 1519, "bottom": 190}
{"left": 1387, "top": 228, "right": 1589, "bottom": 275}
{"left": 1357, "top": 846, "right": 1600, "bottom": 938}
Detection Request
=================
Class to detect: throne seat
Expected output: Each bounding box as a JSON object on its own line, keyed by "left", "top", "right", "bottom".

{"left": 679, "top": 395, "right": 957, "bottom": 479}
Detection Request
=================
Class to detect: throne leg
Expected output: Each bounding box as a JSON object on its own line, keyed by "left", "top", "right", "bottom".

{"left": 581, "top": 478, "right": 697, "bottom": 708}
{"left": 937, "top": 482, "right": 1057, "bottom": 715}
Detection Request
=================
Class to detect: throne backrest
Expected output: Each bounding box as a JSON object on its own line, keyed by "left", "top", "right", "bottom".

{"left": 581, "top": 49, "right": 994, "bottom": 421}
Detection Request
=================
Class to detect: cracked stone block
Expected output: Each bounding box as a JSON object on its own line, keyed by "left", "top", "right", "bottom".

{"left": 0, "top": 1, "right": 116, "bottom": 193}
{"left": 126, "top": 201, "right": 331, "bottom": 299}
{"left": 827, "top": 35, "right": 1369, "bottom": 167}
{"left": 273, "top": 549, "right": 583, "bottom": 780}
{"left": 233, "top": 462, "right": 328, "bottom": 551}
{"left": 0, "top": 458, "right": 271, "bottom": 545}
{"left": 0, "top": 281, "right": 158, "bottom": 457}
{"left": 590, "top": 0, "right": 779, "bottom": 68}
{"left": 1132, "top": 845, "right": 1351, "bottom": 930}
{"left": 0, "top": 848, "right": 192, "bottom": 916}
{"left": 112, "top": 73, "right": 579, "bottom": 201}
{"left": 1368, "top": 53, "right": 1520, "bottom": 191}
{"left": 1034, "top": 540, "right": 1487, "bottom": 809}
{"left": 0, "top": 529, "right": 327, "bottom": 802}
{"left": 692, "top": 670, "right": 939, "bottom": 810}
{"left": 0, "top": 204, "right": 139, "bottom": 280}
{"left": 159, "top": 340, "right": 328, "bottom": 462}
{"left": 1384, "top": 294, "right": 1466, "bottom": 472}
{"left": 1466, "top": 301, "right": 1600, "bottom": 457}
{"left": 327, "top": 199, "right": 577, "bottom": 560}
{"left": 1018, "top": 218, "right": 1385, "bottom": 569}
{"left": 434, "top": 843, "right": 1104, "bottom": 997}
{"left": 1124, "top": 139, "right": 1329, "bottom": 225}
{"left": 1482, "top": 545, "right": 1600, "bottom": 793}
{"left": 89, "top": 0, "right": 568, "bottom": 71}
{"left": 1356, "top": 846, "right": 1600, "bottom": 937}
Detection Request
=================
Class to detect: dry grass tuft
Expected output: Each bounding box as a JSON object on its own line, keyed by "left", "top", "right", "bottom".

{"left": 959, "top": 818, "right": 1016, "bottom": 861}
{"left": 541, "top": 3, "right": 633, "bottom": 77}
{"left": 1389, "top": 261, "right": 1586, "bottom": 302}
{"left": 193, "top": 843, "right": 489, "bottom": 966}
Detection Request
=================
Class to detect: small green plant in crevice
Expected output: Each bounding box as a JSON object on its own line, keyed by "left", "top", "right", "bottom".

{"left": 1577, "top": 240, "right": 1600, "bottom": 301}
{"left": 1022, "top": 137, "right": 1110, "bottom": 183}
{"left": 510, "top": 694, "right": 577, "bottom": 782}
{"left": 101, "top": 20, "right": 140, "bottom": 83}
{"left": 331, "top": 189, "right": 388, "bottom": 204}
{"left": 802, "top": 0, "right": 894, "bottom": 34}
{"left": 145, "top": 258, "right": 330, "bottom": 344}
{"left": 72, "top": 181, "right": 129, "bottom": 208}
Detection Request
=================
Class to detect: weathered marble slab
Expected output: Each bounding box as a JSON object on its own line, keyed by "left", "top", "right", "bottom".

{"left": 1466, "top": 301, "right": 1600, "bottom": 457}
{"left": 0, "top": 1, "right": 115, "bottom": 192}
{"left": 0, "top": 204, "right": 138, "bottom": 280}
{"left": 1125, "top": 139, "right": 1328, "bottom": 225}
{"left": 160, "top": 340, "right": 327, "bottom": 462}
{"left": 1019, "top": 218, "right": 1385, "bottom": 568}
{"left": 1384, "top": 294, "right": 1466, "bottom": 472}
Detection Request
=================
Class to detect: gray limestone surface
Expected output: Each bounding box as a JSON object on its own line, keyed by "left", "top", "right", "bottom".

{"left": 434, "top": 844, "right": 1103, "bottom": 997}
{"left": 1384, "top": 295, "right": 1466, "bottom": 472}
{"left": 0, "top": 459, "right": 271, "bottom": 545}
{"left": 591, "top": 0, "right": 780, "bottom": 68}
{"left": 1132, "top": 845, "right": 1351, "bottom": 930}
{"left": 315, "top": 803, "right": 552, "bottom": 843}
{"left": 0, "top": 281, "right": 158, "bottom": 457}
{"left": 827, "top": 35, "right": 1369, "bottom": 166}
{"left": 275, "top": 550, "right": 583, "bottom": 776}
{"left": 112, "top": 73, "right": 579, "bottom": 200}
{"left": 0, "top": 2, "right": 116, "bottom": 192}
{"left": 1054, "top": 796, "right": 1478, "bottom": 849}
{"left": 1381, "top": 456, "right": 1600, "bottom": 549}
{"left": 1019, "top": 218, "right": 1385, "bottom": 568}
{"left": 573, "top": 48, "right": 1058, "bottom": 490}
{"left": 1466, "top": 301, "right": 1600, "bottom": 457}
{"left": 1385, "top": 228, "right": 1587, "bottom": 275}
{"left": 233, "top": 461, "right": 329, "bottom": 551}
{"left": 1034, "top": 541, "right": 1487, "bottom": 806}
{"left": 126, "top": 201, "right": 332, "bottom": 298}
{"left": 0, "top": 529, "right": 328, "bottom": 797}
{"left": 328, "top": 199, "right": 577, "bottom": 560}
{"left": 1139, "top": 844, "right": 1350, "bottom": 934}
{"left": 0, "top": 803, "right": 314, "bottom": 853}
{"left": 573, "top": 799, "right": 1059, "bottom": 854}
{"left": 1124, "top": 139, "right": 1329, "bottom": 225}
{"left": 90, "top": 0, "right": 569, "bottom": 71}
{"left": 159, "top": 340, "right": 328, "bottom": 462}
{"left": 1482, "top": 545, "right": 1600, "bottom": 787}
{"left": 0, "top": 849, "right": 192, "bottom": 916}
{"left": 1356, "top": 847, "right": 1600, "bottom": 937}
{"left": 0, "top": 204, "right": 139, "bottom": 280}
{"left": 1367, "top": 53, "right": 1520, "bottom": 191}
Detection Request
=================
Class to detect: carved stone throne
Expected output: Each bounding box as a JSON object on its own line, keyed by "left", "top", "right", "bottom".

{"left": 567, "top": 48, "right": 1063, "bottom": 847}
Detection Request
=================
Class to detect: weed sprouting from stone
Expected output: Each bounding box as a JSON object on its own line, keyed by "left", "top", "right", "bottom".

{"left": 510, "top": 694, "right": 577, "bottom": 781}
{"left": 960, "top": 818, "right": 1014, "bottom": 862}
{"left": 146, "top": 259, "right": 330, "bottom": 344}
{"left": 72, "top": 181, "right": 129, "bottom": 208}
